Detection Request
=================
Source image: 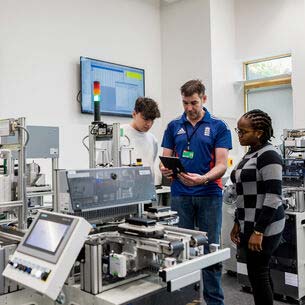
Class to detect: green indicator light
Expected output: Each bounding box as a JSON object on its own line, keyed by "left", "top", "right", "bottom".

{"left": 126, "top": 71, "right": 142, "bottom": 80}
{"left": 94, "top": 95, "right": 101, "bottom": 102}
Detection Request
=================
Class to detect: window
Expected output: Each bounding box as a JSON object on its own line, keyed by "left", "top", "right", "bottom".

{"left": 243, "top": 54, "right": 293, "bottom": 146}
{"left": 245, "top": 54, "right": 291, "bottom": 81}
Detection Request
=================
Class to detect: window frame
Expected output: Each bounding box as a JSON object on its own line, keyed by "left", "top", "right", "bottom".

{"left": 243, "top": 54, "right": 292, "bottom": 112}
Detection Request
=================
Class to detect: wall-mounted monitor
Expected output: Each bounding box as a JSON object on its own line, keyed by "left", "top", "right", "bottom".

{"left": 80, "top": 56, "right": 145, "bottom": 117}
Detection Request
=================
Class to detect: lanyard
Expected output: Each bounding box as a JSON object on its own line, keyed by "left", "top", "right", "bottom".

{"left": 183, "top": 122, "right": 201, "bottom": 150}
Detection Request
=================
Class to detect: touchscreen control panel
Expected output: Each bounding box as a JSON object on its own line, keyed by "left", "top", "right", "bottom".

{"left": 3, "top": 211, "right": 91, "bottom": 300}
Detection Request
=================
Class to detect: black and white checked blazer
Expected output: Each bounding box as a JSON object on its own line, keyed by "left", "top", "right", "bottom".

{"left": 231, "top": 143, "right": 285, "bottom": 241}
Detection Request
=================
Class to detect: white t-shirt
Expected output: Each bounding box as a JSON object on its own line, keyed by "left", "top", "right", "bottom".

{"left": 120, "top": 124, "right": 158, "bottom": 173}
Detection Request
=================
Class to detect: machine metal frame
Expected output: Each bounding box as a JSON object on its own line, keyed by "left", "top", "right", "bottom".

{"left": 0, "top": 117, "right": 27, "bottom": 229}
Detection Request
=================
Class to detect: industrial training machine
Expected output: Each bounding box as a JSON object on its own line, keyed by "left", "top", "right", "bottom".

{"left": 0, "top": 116, "right": 231, "bottom": 305}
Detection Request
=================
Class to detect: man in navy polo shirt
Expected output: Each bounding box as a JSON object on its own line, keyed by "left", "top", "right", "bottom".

{"left": 160, "top": 79, "right": 232, "bottom": 305}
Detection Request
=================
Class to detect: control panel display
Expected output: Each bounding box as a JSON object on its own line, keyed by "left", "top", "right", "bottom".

{"left": 24, "top": 219, "right": 69, "bottom": 254}
{"left": 17, "top": 212, "right": 77, "bottom": 264}
{"left": 3, "top": 211, "right": 91, "bottom": 300}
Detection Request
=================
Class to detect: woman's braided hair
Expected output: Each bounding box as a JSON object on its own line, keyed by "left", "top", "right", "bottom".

{"left": 242, "top": 109, "right": 274, "bottom": 143}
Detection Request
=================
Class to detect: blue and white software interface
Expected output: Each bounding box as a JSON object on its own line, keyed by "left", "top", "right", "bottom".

{"left": 81, "top": 57, "right": 145, "bottom": 116}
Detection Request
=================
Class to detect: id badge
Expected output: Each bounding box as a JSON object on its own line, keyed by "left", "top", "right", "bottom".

{"left": 182, "top": 150, "right": 194, "bottom": 159}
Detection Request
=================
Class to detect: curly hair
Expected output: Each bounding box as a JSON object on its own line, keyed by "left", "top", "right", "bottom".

{"left": 134, "top": 97, "right": 160, "bottom": 120}
{"left": 243, "top": 109, "right": 274, "bottom": 143}
{"left": 180, "top": 79, "right": 206, "bottom": 97}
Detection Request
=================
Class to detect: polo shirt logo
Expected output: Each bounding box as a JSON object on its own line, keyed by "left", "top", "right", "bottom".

{"left": 204, "top": 127, "right": 210, "bottom": 136}
{"left": 177, "top": 128, "right": 186, "bottom": 135}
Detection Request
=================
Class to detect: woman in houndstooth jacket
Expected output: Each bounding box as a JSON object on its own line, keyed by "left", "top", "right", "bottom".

{"left": 230, "top": 109, "right": 285, "bottom": 305}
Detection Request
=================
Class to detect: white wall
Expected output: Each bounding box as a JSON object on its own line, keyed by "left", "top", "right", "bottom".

{"left": 2, "top": 0, "right": 305, "bottom": 183}
{"left": 161, "top": 0, "right": 305, "bottom": 161}
{"left": 0, "top": 0, "right": 162, "bottom": 175}
{"left": 160, "top": 0, "right": 212, "bottom": 125}
{"left": 160, "top": 0, "right": 243, "bottom": 163}
{"left": 209, "top": 0, "right": 242, "bottom": 161}
{"left": 210, "top": 0, "right": 238, "bottom": 117}
{"left": 234, "top": 0, "right": 305, "bottom": 128}
{"left": 291, "top": 2, "right": 305, "bottom": 128}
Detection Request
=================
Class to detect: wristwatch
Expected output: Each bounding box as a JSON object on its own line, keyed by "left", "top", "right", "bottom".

{"left": 253, "top": 230, "right": 263, "bottom": 236}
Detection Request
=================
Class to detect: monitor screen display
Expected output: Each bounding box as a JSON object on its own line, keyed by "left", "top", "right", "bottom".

{"left": 24, "top": 215, "right": 71, "bottom": 254}
{"left": 80, "top": 56, "right": 145, "bottom": 117}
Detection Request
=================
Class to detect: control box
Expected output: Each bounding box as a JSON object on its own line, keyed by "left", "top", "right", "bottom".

{"left": 3, "top": 211, "right": 91, "bottom": 300}
{"left": 0, "top": 119, "right": 14, "bottom": 137}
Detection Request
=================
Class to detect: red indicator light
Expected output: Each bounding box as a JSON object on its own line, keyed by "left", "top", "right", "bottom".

{"left": 93, "top": 81, "right": 101, "bottom": 95}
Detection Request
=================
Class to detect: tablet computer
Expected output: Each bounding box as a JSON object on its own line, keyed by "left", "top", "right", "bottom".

{"left": 159, "top": 156, "right": 186, "bottom": 177}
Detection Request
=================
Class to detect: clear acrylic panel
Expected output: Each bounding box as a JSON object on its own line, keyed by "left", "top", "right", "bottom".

{"left": 66, "top": 167, "right": 157, "bottom": 212}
